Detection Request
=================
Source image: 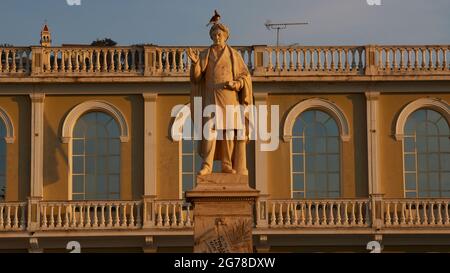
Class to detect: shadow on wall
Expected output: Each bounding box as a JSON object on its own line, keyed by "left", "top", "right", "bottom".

{"left": 125, "top": 95, "right": 144, "bottom": 200}
{"left": 12, "top": 96, "right": 30, "bottom": 201}
{"left": 44, "top": 113, "right": 65, "bottom": 186}
{"left": 347, "top": 94, "right": 368, "bottom": 197}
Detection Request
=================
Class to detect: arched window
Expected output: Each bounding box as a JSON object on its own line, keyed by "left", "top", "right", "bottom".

{"left": 403, "top": 109, "right": 450, "bottom": 197}
{"left": 181, "top": 115, "right": 221, "bottom": 196}
{"left": 72, "top": 112, "right": 121, "bottom": 200}
{"left": 291, "top": 110, "right": 341, "bottom": 199}
{"left": 0, "top": 120, "right": 6, "bottom": 200}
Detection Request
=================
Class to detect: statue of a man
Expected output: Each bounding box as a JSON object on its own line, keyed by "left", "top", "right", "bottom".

{"left": 187, "top": 23, "right": 253, "bottom": 176}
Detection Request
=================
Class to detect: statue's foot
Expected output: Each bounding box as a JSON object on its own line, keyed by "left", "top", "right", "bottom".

{"left": 198, "top": 167, "right": 211, "bottom": 176}
{"left": 237, "top": 169, "right": 249, "bottom": 175}
{"left": 222, "top": 166, "right": 236, "bottom": 174}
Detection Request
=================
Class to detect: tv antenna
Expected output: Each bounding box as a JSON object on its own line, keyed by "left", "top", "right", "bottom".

{"left": 264, "top": 20, "right": 309, "bottom": 47}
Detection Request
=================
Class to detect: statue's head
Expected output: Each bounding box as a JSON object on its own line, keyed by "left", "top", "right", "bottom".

{"left": 209, "top": 23, "right": 229, "bottom": 46}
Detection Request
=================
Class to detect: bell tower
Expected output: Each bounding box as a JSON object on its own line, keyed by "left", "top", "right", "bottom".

{"left": 40, "top": 23, "right": 52, "bottom": 47}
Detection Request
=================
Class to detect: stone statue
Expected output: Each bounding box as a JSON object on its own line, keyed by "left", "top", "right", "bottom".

{"left": 187, "top": 22, "right": 253, "bottom": 176}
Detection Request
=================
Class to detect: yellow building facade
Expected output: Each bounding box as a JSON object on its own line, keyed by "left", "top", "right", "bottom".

{"left": 0, "top": 27, "right": 449, "bottom": 252}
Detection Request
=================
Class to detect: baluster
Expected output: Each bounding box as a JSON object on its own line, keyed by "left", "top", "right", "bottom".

{"left": 400, "top": 202, "right": 406, "bottom": 225}
{"left": 293, "top": 202, "right": 298, "bottom": 226}
{"left": 11, "top": 49, "right": 17, "bottom": 72}
{"left": 282, "top": 49, "right": 288, "bottom": 71}
{"left": 330, "top": 49, "right": 335, "bottom": 71}
{"left": 384, "top": 202, "right": 391, "bottom": 225}
{"left": 70, "top": 205, "right": 76, "bottom": 228}
{"left": 129, "top": 203, "right": 134, "bottom": 227}
{"left": 343, "top": 202, "right": 349, "bottom": 226}
{"left": 336, "top": 203, "right": 342, "bottom": 226}
{"left": 20, "top": 205, "right": 25, "bottom": 229}
{"left": 0, "top": 206, "right": 3, "bottom": 229}
{"left": 288, "top": 49, "right": 295, "bottom": 71}
{"left": 406, "top": 48, "right": 412, "bottom": 70}
{"left": 309, "top": 49, "right": 314, "bottom": 71}
{"left": 63, "top": 205, "right": 69, "bottom": 228}
{"left": 121, "top": 203, "right": 128, "bottom": 227}
{"left": 13, "top": 205, "right": 19, "bottom": 229}
{"left": 321, "top": 202, "right": 327, "bottom": 225}
{"left": 266, "top": 48, "right": 272, "bottom": 72}
{"left": 275, "top": 49, "right": 280, "bottom": 71}
{"left": 407, "top": 202, "right": 413, "bottom": 226}
{"left": 107, "top": 204, "right": 113, "bottom": 227}
{"left": 285, "top": 203, "right": 291, "bottom": 225}
{"left": 422, "top": 202, "right": 428, "bottom": 226}
{"left": 100, "top": 205, "right": 106, "bottom": 227}
{"left": 81, "top": 51, "right": 87, "bottom": 72}
{"left": 302, "top": 49, "right": 308, "bottom": 71}
{"left": 156, "top": 50, "right": 162, "bottom": 72}
{"left": 337, "top": 49, "right": 343, "bottom": 71}
{"left": 420, "top": 48, "right": 426, "bottom": 70}
{"left": 307, "top": 202, "right": 312, "bottom": 226}
{"left": 93, "top": 205, "right": 98, "bottom": 227}
{"left": 299, "top": 203, "right": 305, "bottom": 226}
{"left": 42, "top": 206, "right": 47, "bottom": 228}
{"left": 437, "top": 201, "right": 443, "bottom": 226}
{"left": 428, "top": 48, "right": 433, "bottom": 70}
{"left": 137, "top": 49, "right": 143, "bottom": 71}
{"left": 171, "top": 203, "right": 177, "bottom": 227}
{"left": 85, "top": 204, "right": 91, "bottom": 228}
{"left": 399, "top": 49, "right": 405, "bottom": 70}
{"left": 130, "top": 50, "right": 136, "bottom": 71}
{"left": 353, "top": 48, "right": 359, "bottom": 71}
{"left": 317, "top": 49, "right": 322, "bottom": 71}
{"left": 350, "top": 202, "right": 356, "bottom": 225}
{"left": 114, "top": 204, "right": 120, "bottom": 227}
{"left": 173, "top": 49, "right": 178, "bottom": 72}
{"left": 88, "top": 50, "right": 93, "bottom": 73}
{"left": 278, "top": 202, "right": 284, "bottom": 226}
{"left": 314, "top": 202, "right": 320, "bottom": 226}
{"left": 358, "top": 202, "right": 364, "bottom": 226}
{"left": 163, "top": 49, "right": 170, "bottom": 72}
{"left": 185, "top": 205, "right": 192, "bottom": 227}
{"left": 156, "top": 204, "right": 163, "bottom": 227}
{"left": 444, "top": 202, "right": 449, "bottom": 225}
{"left": 436, "top": 49, "right": 442, "bottom": 70}
{"left": 443, "top": 48, "right": 448, "bottom": 70}
{"left": 117, "top": 50, "right": 122, "bottom": 72}
{"left": 344, "top": 49, "right": 350, "bottom": 72}
{"left": 247, "top": 48, "right": 253, "bottom": 69}
{"left": 49, "top": 205, "right": 55, "bottom": 228}
{"left": 430, "top": 202, "right": 436, "bottom": 226}
{"left": 392, "top": 49, "right": 398, "bottom": 71}
{"left": 414, "top": 48, "right": 420, "bottom": 71}
{"left": 136, "top": 202, "right": 142, "bottom": 227}
{"left": 5, "top": 50, "right": 10, "bottom": 72}
{"left": 17, "top": 50, "right": 24, "bottom": 72}
{"left": 163, "top": 203, "right": 169, "bottom": 227}
{"left": 392, "top": 203, "right": 398, "bottom": 225}
{"left": 178, "top": 203, "right": 184, "bottom": 227}
{"left": 178, "top": 50, "right": 184, "bottom": 72}
{"left": 323, "top": 49, "right": 329, "bottom": 71}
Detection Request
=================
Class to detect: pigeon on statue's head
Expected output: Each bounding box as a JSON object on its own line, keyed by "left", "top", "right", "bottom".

{"left": 206, "top": 10, "right": 221, "bottom": 27}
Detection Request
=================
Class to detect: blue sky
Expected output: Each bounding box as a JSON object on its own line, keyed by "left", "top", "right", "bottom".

{"left": 1, "top": 0, "right": 450, "bottom": 46}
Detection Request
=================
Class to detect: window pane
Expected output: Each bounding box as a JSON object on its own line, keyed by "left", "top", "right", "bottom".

{"left": 427, "top": 137, "right": 438, "bottom": 152}
{"left": 292, "top": 138, "right": 303, "bottom": 153}
{"left": 86, "top": 157, "right": 95, "bottom": 174}
{"left": 98, "top": 140, "right": 108, "bottom": 155}
{"left": 107, "top": 120, "right": 120, "bottom": 136}
{"left": 292, "top": 192, "right": 304, "bottom": 199}
{"left": 109, "top": 175, "right": 120, "bottom": 193}
{"left": 405, "top": 173, "right": 416, "bottom": 191}
{"left": 292, "top": 119, "right": 304, "bottom": 136}
{"left": 73, "top": 140, "right": 84, "bottom": 155}
{"left": 73, "top": 175, "right": 84, "bottom": 193}
{"left": 305, "top": 155, "right": 315, "bottom": 171}
{"left": 97, "top": 157, "right": 107, "bottom": 173}
{"left": 182, "top": 174, "right": 194, "bottom": 192}
{"left": 440, "top": 137, "right": 450, "bottom": 152}
{"left": 404, "top": 154, "right": 416, "bottom": 172}
{"left": 292, "top": 155, "right": 304, "bottom": 173}
{"left": 428, "top": 154, "right": 439, "bottom": 171}
{"left": 73, "top": 156, "right": 84, "bottom": 174}
{"left": 85, "top": 140, "right": 96, "bottom": 155}
{"left": 108, "top": 156, "right": 120, "bottom": 174}
{"left": 325, "top": 119, "right": 339, "bottom": 136}
{"left": 293, "top": 174, "right": 304, "bottom": 191}
{"left": 437, "top": 119, "right": 449, "bottom": 135}
{"left": 328, "top": 174, "right": 340, "bottom": 191}
{"left": 316, "top": 155, "right": 327, "bottom": 171}
{"left": 316, "top": 137, "right": 326, "bottom": 153}
{"left": 327, "top": 155, "right": 339, "bottom": 172}
{"left": 182, "top": 140, "right": 194, "bottom": 154}
{"left": 405, "top": 192, "right": 417, "bottom": 198}
{"left": 441, "top": 154, "right": 450, "bottom": 171}
{"left": 109, "top": 139, "right": 120, "bottom": 155}
{"left": 404, "top": 137, "right": 415, "bottom": 152}
{"left": 327, "top": 138, "right": 339, "bottom": 153}
{"left": 182, "top": 155, "right": 194, "bottom": 173}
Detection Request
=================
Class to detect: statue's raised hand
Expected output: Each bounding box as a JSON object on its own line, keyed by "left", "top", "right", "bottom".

{"left": 187, "top": 48, "right": 200, "bottom": 64}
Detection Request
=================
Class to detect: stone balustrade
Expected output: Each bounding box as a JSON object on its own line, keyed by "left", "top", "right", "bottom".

{"left": 375, "top": 45, "right": 449, "bottom": 74}
{"left": 1, "top": 44, "right": 449, "bottom": 79}
{"left": 0, "top": 202, "right": 27, "bottom": 231}
{"left": 0, "top": 47, "right": 31, "bottom": 74}
{"left": 153, "top": 200, "right": 193, "bottom": 228}
{"left": 262, "top": 199, "right": 370, "bottom": 228}
{"left": 2, "top": 197, "right": 450, "bottom": 233}
{"left": 41, "top": 47, "right": 144, "bottom": 75}
{"left": 38, "top": 200, "right": 143, "bottom": 230}
{"left": 383, "top": 199, "right": 450, "bottom": 227}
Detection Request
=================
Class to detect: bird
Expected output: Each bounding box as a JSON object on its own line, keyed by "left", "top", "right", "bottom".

{"left": 206, "top": 10, "right": 220, "bottom": 27}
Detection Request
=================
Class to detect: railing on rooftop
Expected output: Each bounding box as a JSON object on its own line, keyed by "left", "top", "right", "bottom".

{"left": 1, "top": 45, "right": 449, "bottom": 78}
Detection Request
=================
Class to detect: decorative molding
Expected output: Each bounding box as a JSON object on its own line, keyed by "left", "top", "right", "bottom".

{"left": 0, "top": 107, "right": 15, "bottom": 144}
{"left": 394, "top": 98, "right": 450, "bottom": 141}
{"left": 61, "top": 100, "right": 130, "bottom": 143}
{"left": 282, "top": 98, "right": 351, "bottom": 142}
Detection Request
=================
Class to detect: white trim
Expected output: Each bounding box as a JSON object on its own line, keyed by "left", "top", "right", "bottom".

{"left": 395, "top": 97, "right": 450, "bottom": 141}
{"left": 282, "top": 98, "right": 351, "bottom": 142}
{"left": 61, "top": 100, "right": 130, "bottom": 143}
{"left": 0, "top": 107, "right": 15, "bottom": 144}
{"left": 143, "top": 93, "right": 158, "bottom": 197}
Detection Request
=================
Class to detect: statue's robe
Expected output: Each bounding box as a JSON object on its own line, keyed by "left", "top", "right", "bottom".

{"left": 190, "top": 45, "right": 253, "bottom": 161}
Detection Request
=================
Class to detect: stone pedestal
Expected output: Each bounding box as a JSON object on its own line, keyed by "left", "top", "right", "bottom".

{"left": 186, "top": 173, "right": 259, "bottom": 253}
